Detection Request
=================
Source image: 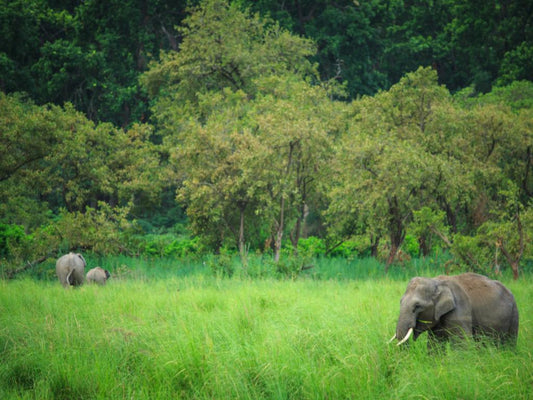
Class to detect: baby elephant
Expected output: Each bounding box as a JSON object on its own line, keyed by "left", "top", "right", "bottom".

{"left": 391, "top": 272, "right": 519, "bottom": 347}
{"left": 86, "top": 267, "right": 111, "bottom": 285}
{"left": 56, "top": 252, "right": 87, "bottom": 288}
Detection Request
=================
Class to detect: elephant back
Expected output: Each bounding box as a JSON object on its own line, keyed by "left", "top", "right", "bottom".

{"left": 56, "top": 252, "right": 86, "bottom": 269}
{"left": 56, "top": 252, "right": 86, "bottom": 287}
{"left": 86, "top": 266, "right": 110, "bottom": 285}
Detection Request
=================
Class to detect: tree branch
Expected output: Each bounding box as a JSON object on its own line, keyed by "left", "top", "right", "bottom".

{"left": 5, "top": 256, "right": 48, "bottom": 279}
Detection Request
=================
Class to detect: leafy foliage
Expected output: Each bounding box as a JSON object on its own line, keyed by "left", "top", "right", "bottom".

{"left": 142, "top": 0, "right": 342, "bottom": 264}
{"left": 246, "top": 0, "right": 533, "bottom": 97}
{"left": 3, "top": 0, "right": 532, "bottom": 122}
{"left": 1, "top": 0, "right": 532, "bottom": 278}
{"left": 0, "top": 224, "right": 27, "bottom": 259}
{"left": 0, "top": 0, "right": 190, "bottom": 126}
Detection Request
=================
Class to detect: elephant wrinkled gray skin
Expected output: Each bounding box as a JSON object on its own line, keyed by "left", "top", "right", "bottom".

{"left": 391, "top": 273, "right": 518, "bottom": 347}
{"left": 56, "top": 252, "right": 86, "bottom": 288}
{"left": 86, "top": 267, "right": 111, "bottom": 285}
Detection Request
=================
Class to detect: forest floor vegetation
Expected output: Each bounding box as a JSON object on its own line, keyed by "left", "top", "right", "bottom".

{"left": 0, "top": 257, "right": 531, "bottom": 399}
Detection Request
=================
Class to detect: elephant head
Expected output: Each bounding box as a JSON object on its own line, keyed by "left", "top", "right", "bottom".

{"left": 391, "top": 277, "right": 456, "bottom": 345}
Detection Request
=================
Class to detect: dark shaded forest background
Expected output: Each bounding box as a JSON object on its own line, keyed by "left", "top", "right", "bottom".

{"left": 1, "top": 0, "right": 532, "bottom": 277}
{"left": 2, "top": 0, "right": 532, "bottom": 125}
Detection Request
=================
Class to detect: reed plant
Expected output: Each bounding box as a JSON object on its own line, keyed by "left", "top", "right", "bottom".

{"left": 0, "top": 263, "right": 531, "bottom": 399}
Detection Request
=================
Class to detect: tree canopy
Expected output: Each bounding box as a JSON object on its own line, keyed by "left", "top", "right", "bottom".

{"left": 1, "top": 0, "right": 531, "bottom": 125}
{"left": 1, "top": 0, "right": 531, "bottom": 278}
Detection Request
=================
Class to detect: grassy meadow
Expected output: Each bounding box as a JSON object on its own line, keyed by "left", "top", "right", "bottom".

{"left": 1, "top": 257, "right": 532, "bottom": 399}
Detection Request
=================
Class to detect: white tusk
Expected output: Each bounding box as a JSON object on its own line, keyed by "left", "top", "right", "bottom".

{"left": 396, "top": 327, "right": 413, "bottom": 346}
{"left": 388, "top": 334, "right": 397, "bottom": 344}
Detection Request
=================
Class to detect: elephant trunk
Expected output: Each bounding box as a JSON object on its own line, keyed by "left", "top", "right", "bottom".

{"left": 396, "top": 327, "right": 413, "bottom": 345}
{"left": 394, "top": 309, "right": 417, "bottom": 345}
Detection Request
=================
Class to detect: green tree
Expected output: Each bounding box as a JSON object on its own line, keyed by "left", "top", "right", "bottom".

{"left": 329, "top": 67, "right": 532, "bottom": 273}
{"left": 1, "top": 0, "right": 190, "bottom": 126}
{"left": 457, "top": 82, "right": 533, "bottom": 203}
{"left": 249, "top": 76, "right": 341, "bottom": 261}
{"left": 172, "top": 89, "right": 261, "bottom": 261}
{"left": 143, "top": 0, "right": 333, "bottom": 262}
{"left": 142, "top": 0, "right": 316, "bottom": 106}
{"left": 329, "top": 67, "right": 468, "bottom": 269}
{"left": 409, "top": 207, "right": 449, "bottom": 257}
{"left": 243, "top": 0, "right": 391, "bottom": 96}
{"left": 172, "top": 78, "right": 340, "bottom": 263}
{"left": 0, "top": 93, "right": 161, "bottom": 232}
{"left": 476, "top": 184, "right": 531, "bottom": 280}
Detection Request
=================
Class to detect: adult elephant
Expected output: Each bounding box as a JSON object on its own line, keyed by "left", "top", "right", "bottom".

{"left": 86, "top": 267, "right": 111, "bottom": 285}
{"left": 56, "top": 252, "right": 86, "bottom": 288}
{"left": 390, "top": 273, "right": 518, "bottom": 346}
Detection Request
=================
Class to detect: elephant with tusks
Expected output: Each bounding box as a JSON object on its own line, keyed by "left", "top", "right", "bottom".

{"left": 390, "top": 272, "right": 519, "bottom": 347}
{"left": 56, "top": 252, "right": 86, "bottom": 288}
{"left": 86, "top": 267, "right": 111, "bottom": 285}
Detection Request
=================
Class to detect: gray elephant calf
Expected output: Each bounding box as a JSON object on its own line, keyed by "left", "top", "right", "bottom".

{"left": 86, "top": 267, "right": 111, "bottom": 285}
{"left": 56, "top": 252, "right": 86, "bottom": 288}
{"left": 391, "top": 272, "right": 519, "bottom": 346}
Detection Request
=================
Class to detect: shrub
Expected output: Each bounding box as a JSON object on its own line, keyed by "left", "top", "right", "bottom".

{"left": 205, "top": 250, "right": 234, "bottom": 277}
{"left": 132, "top": 234, "right": 204, "bottom": 258}
{"left": 164, "top": 237, "right": 203, "bottom": 258}
{"left": 297, "top": 236, "right": 326, "bottom": 257}
{"left": 328, "top": 240, "right": 361, "bottom": 258}
{"left": 403, "top": 234, "right": 420, "bottom": 257}
{"left": 0, "top": 224, "right": 27, "bottom": 258}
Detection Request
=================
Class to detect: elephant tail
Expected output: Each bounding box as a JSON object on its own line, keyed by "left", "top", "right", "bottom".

{"left": 76, "top": 253, "right": 87, "bottom": 267}
{"left": 65, "top": 269, "right": 73, "bottom": 286}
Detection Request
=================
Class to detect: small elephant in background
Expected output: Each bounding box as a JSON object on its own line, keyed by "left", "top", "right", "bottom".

{"left": 86, "top": 267, "right": 111, "bottom": 285}
{"left": 390, "top": 272, "right": 519, "bottom": 347}
{"left": 56, "top": 252, "right": 86, "bottom": 288}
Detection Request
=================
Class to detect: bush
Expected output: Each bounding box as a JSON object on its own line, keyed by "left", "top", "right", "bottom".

{"left": 0, "top": 224, "right": 27, "bottom": 258}
{"left": 328, "top": 240, "right": 361, "bottom": 258}
{"left": 132, "top": 234, "right": 204, "bottom": 258}
{"left": 450, "top": 234, "right": 493, "bottom": 275}
{"left": 205, "top": 250, "right": 234, "bottom": 277}
{"left": 403, "top": 234, "right": 420, "bottom": 257}
{"left": 296, "top": 236, "right": 367, "bottom": 259}
{"left": 164, "top": 237, "right": 203, "bottom": 258}
{"left": 297, "top": 237, "right": 326, "bottom": 257}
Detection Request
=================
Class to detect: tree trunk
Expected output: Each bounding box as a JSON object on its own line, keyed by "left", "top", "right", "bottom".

{"left": 510, "top": 261, "right": 519, "bottom": 280}
{"left": 430, "top": 225, "right": 452, "bottom": 247}
{"left": 497, "top": 239, "right": 521, "bottom": 280}
{"left": 495, "top": 212, "right": 523, "bottom": 280}
{"left": 290, "top": 203, "right": 307, "bottom": 256}
{"left": 274, "top": 195, "right": 285, "bottom": 263}
{"left": 430, "top": 224, "right": 481, "bottom": 270}
{"left": 385, "top": 196, "right": 406, "bottom": 272}
{"left": 370, "top": 234, "right": 380, "bottom": 258}
{"left": 6, "top": 256, "right": 48, "bottom": 279}
{"left": 274, "top": 141, "right": 296, "bottom": 263}
{"left": 418, "top": 235, "right": 430, "bottom": 257}
{"left": 238, "top": 206, "right": 248, "bottom": 269}
{"left": 438, "top": 197, "right": 458, "bottom": 233}
{"left": 290, "top": 216, "right": 301, "bottom": 256}
{"left": 385, "top": 243, "right": 399, "bottom": 273}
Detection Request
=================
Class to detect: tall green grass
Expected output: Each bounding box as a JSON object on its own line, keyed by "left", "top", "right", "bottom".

{"left": 78, "top": 254, "right": 453, "bottom": 281}
{"left": 1, "top": 272, "right": 531, "bottom": 399}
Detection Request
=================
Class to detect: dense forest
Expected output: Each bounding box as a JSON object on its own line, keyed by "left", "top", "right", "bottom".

{"left": 1, "top": 0, "right": 532, "bottom": 277}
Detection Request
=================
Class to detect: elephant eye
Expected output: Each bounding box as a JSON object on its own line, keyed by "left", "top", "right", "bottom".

{"left": 413, "top": 303, "right": 422, "bottom": 313}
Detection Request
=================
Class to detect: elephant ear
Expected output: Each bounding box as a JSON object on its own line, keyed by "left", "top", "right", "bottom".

{"left": 434, "top": 284, "right": 455, "bottom": 321}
